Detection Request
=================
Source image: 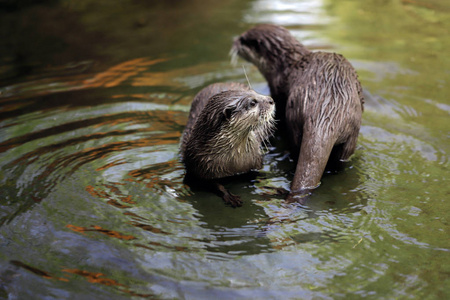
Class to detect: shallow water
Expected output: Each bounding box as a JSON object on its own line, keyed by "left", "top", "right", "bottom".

{"left": 0, "top": 0, "right": 449, "bottom": 299}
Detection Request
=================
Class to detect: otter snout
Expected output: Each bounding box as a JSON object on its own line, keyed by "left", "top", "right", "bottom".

{"left": 259, "top": 95, "right": 275, "bottom": 113}
{"left": 253, "top": 95, "right": 275, "bottom": 128}
{"left": 246, "top": 94, "right": 274, "bottom": 115}
{"left": 250, "top": 95, "right": 274, "bottom": 106}
{"left": 254, "top": 95, "right": 274, "bottom": 105}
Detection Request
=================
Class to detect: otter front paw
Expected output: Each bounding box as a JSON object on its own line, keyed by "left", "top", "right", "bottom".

{"left": 223, "top": 192, "right": 243, "bottom": 207}
{"left": 215, "top": 182, "right": 243, "bottom": 207}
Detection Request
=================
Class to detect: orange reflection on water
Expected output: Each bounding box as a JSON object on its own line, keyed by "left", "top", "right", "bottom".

{"left": 66, "top": 224, "right": 136, "bottom": 240}
{"left": 0, "top": 57, "right": 170, "bottom": 103}
{"left": 0, "top": 101, "right": 34, "bottom": 113}
{"left": 86, "top": 183, "right": 175, "bottom": 237}
{"left": 120, "top": 195, "right": 136, "bottom": 204}
{"left": 86, "top": 185, "right": 109, "bottom": 199}
{"left": 124, "top": 159, "right": 189, "bottom": 199}
{"left": 132, "top": 62, "right": 220, "bottom": 87}
{"left": 132, "top": 131, "right": 181, "bottom": 147}
{"left": 124, "top": 212, "right": 148, "bottom": 221}
{"left": 128, "top": 159, "right": 179, "bottom": 180}
{"left": 270, "top": 237, "right": 296, "bottom": 250}
{"left": 111, "top": 92, "right": 189, "bottom": 105}
{"left": 107, "top": 199, "right": 132, "bottom": 209}
{"left": 63, "top": 268, "right": 155, "bottom": 298}
{"left": 62, "top": 269, "right": 125, "bottom": 287}
{"left": 82, "top": 58, "right": 168, "bottom": 89}
{"left": 126, "top": 159, "right": 185, "bottom": 193}
{"left": 130, "top": 222, "right": 170, "bottom": 235}
{"left": 103, "top": 183, "right": 123, "bottom": 196}
{"left": 10, "top": 260, "right": 69, "bottom": 282}
{"left": 132, "top": 72, "right": 182, "bottom": 87}
{"left": 95, "top": 159, "right": 127, "bottom": 171}
{"left": 10, "top": 261, "right": 154, "bottom": 297}
{"left": 86, "top": 184, "right": 137, "bottom": 209}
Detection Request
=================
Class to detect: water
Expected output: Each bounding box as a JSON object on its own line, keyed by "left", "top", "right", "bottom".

{"left": 0, "top": 0, "right": 449, "bottom": 299}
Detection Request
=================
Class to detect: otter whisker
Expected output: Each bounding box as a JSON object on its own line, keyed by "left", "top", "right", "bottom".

{"left": 242, "top": 65, "right": 253, "bottom": 90}
{"left": 230, "top": 47, "right": 239, "bottom": 66}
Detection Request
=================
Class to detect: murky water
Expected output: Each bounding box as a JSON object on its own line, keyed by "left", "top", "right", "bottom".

{"left": 0, "top": 0, "right": 449, "bottom": 299}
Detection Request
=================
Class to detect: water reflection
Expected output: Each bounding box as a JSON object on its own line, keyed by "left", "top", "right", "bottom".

{"left": 0, "top": 0, "right": 448, "bottom": 299}
{"left": 245, "top": 0, "right": 331, "bottom": 27}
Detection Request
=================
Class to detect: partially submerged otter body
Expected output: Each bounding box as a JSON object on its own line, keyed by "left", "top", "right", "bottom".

{"left": 232, "top": 24, "right": 364, "bottom": 198}
{"left": 181, "top": 82, "right": 275, "bottom": 206}
{"left": 285, "top": 52, "right": 363, "bottom": 194}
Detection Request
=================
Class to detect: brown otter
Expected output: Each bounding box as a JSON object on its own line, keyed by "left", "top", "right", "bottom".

{"left": 231, "top": 24, "right": 364, "bottom": 200}
{"left": 181, "top": 82, "right": 275, "bottom": 206}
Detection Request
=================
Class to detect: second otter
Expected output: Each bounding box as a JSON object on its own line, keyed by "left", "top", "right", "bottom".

{"left": 181, "top": 82, "right": 275, "bottom": 206}
{"left": 232, "top": 24, "right": 364, "bottom": 199}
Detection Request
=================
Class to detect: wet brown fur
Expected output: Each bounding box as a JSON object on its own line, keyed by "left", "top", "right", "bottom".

{"left": 232, "top": 24, "right": 364, "bottom": 197}
{"left": 181, "top": 82, "right": 275, "bottom": 206}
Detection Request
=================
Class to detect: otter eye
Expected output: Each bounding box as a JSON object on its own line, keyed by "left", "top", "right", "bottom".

{"left": 249, "top": 99, "right": 258, "bottom": 108}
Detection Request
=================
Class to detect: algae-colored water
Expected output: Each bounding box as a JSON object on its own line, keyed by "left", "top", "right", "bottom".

{"left": 0, "top": 0, "right": 448, "bottom": 299}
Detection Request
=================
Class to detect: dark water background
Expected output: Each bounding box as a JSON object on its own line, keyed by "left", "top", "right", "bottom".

{"left": 0, "top": 0, "right": 449, "bottom": 299}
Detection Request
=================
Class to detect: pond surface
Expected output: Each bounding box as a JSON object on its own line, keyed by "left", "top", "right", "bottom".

{"left": 0, "top": 0, "right": 449, "bottom": 299}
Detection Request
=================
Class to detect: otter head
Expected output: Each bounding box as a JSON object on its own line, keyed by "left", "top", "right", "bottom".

{"left": 231, "top": 24, "right": 309, "bottom": 78}
{"left": 185, "top": 89, "right": 275, "bottom": 179}
{"left": 222, "top": 90, "right": 275, "bottom": 141}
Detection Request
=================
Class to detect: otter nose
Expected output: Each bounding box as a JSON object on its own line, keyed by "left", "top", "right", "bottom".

{"left": 267, "top": 98, "right": 274, "bottom": 105}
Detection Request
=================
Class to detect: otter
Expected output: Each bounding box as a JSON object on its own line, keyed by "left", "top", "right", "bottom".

{"left": 231, "top": 24, "right": 364, "bottom": 200}
{"left": 181, "top": 82, "right": 275, "bottom": 207}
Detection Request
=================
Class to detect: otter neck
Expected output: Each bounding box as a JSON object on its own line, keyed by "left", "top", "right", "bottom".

{"left": 261, "top": 43, "right": 310, "bottom": 100}
{"left": 209, "top": 127, "right": 262, "bottom": 177}
{"left": 219, "top": 125, "right": 258, "bottom": 153}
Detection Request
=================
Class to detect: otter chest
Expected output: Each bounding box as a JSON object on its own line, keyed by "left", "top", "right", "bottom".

{"left": 214, "top": 134, "right": 263, "bottom": 176}
{"left": 230, "top": 144, "right": 262, "bottom": 173}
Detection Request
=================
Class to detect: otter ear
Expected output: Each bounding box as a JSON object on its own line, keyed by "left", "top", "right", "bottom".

{"left": 223, "top": 107, "right": 233, "bottom": 120}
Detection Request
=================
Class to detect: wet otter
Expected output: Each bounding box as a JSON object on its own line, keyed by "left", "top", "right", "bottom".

{"left": 181, "top": 82, "right": 275, "bottom": 206}
{"left": 231, "top": 24, "right": 364, "bottom": 200}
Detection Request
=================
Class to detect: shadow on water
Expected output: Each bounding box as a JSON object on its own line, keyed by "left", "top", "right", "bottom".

{"left": 0, "top": 0, "right": 449, "bottom": 299}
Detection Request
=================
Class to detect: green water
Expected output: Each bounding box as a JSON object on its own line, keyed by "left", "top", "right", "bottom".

{"left": 0, "top": 0, "right": 448, "bottom": 299}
